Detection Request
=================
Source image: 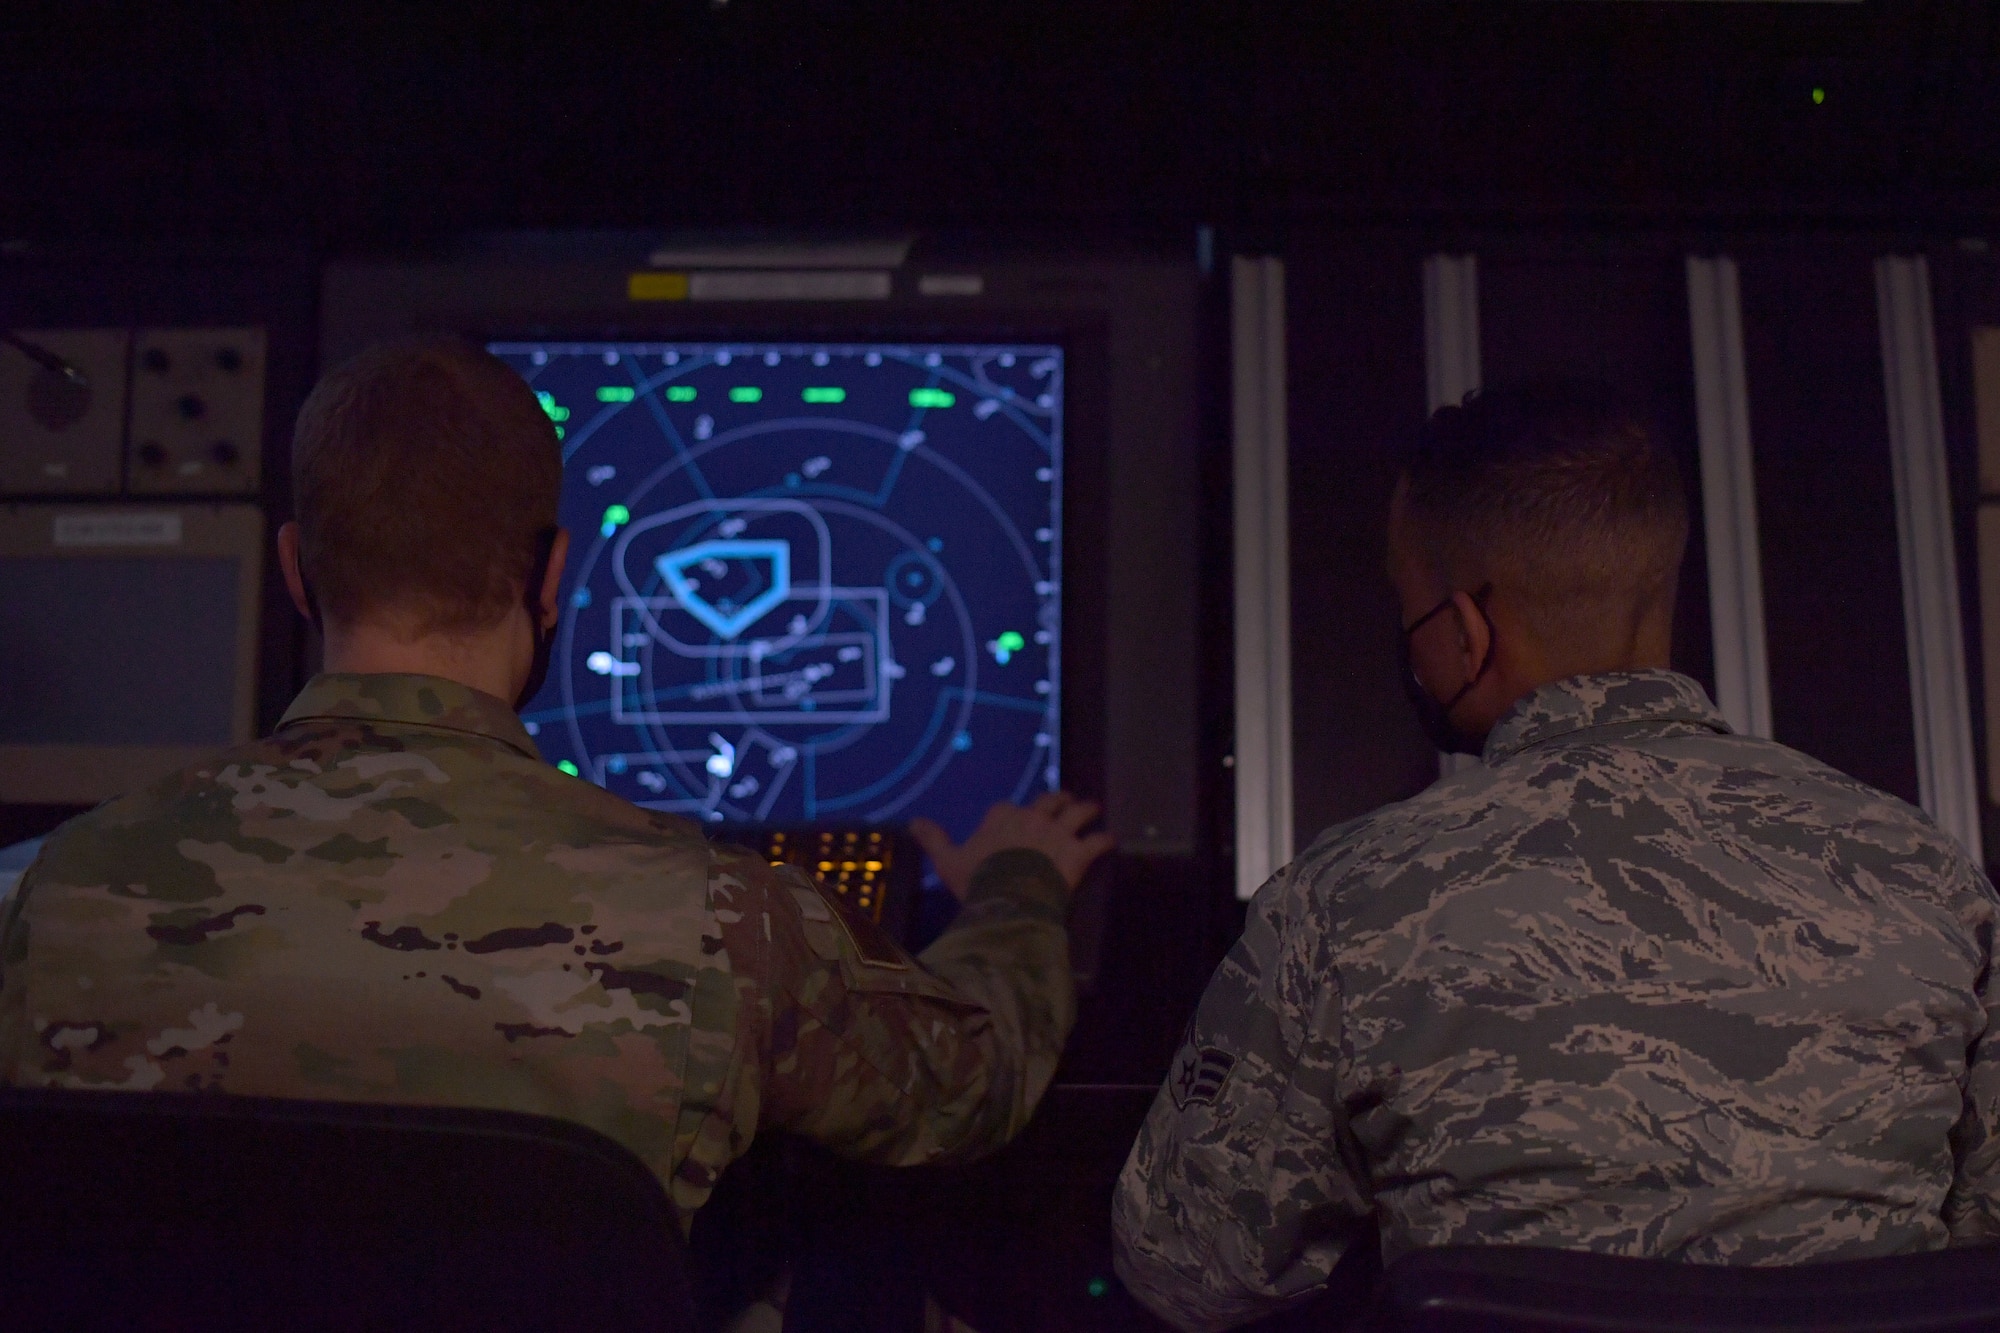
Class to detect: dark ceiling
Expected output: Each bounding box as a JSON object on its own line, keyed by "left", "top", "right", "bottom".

{"left": 3, "top": 2, "right": 1997, "bottom": 248}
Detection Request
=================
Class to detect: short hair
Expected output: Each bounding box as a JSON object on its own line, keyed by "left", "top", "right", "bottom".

{"left": 292, "top": 337, "right": 561, "bottom": 636}
{"left": 1397, "top": 380, "right": 1688, "bottom": 659}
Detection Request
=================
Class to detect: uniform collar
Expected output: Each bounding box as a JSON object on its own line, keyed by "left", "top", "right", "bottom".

{"left": 278, "top": 673, "right": 542, "bottom": 760}
{"left": 1482, "top": 670, "right": 1731, "bottom": 764}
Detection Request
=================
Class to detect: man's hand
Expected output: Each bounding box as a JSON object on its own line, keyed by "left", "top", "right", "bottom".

{"left": 910, "top": 792, "right": 1116, "bottom": 901}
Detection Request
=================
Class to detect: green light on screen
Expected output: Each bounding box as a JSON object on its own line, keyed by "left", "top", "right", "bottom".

{"left": 909, "top": 388, "right": 955, "bottom": 409}
{"left": 729, "top": 386, "right": 763, "bottom": 403}
{"left": 802, "top": 387, "right": 847, "bottom": 404}
{"left": 603, "top": 504, "right": 631, "bottom": 528}
{"left": 1087, "top": 1278, "right": 1110, "bottom": 1299}
{"left": 1812, "top": 87, "right": 1826, "bottom": 104}
{"left": 556, "top": 760, "right": 580, "bottom": 777}
{"left": 536, "top": 391, "right": 571, "bottom": 422}
{"left": 666, "top": 385, "right": 697, "bottom": 402}
{"left": 596, "top": 385, "right": 636, "bottom": 403}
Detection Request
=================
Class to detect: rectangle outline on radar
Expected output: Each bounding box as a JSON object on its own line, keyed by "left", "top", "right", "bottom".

{"left": 594, "top": 731, "right": 801, "bottom": 824}
{"left": 746, "top": 631, "right": 879, "bottom": 708}
{"left": 608, "top": 588, "right": 894, "bottom": 725}
{"left": 591, "top": 749, "right": 722, "bottom": 804}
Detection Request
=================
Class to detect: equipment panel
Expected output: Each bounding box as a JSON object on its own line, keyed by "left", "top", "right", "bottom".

{"left": 127, "top": 327, "right": 267, "bottom": 494}
{"left": 727, "top": 825, "right": 923, "bottom": 944}
{"left": 0, "top": 330, "right": 129, "bottom": 495}
{"left": 0, "top": 503, "right": 265, "bottom": 804}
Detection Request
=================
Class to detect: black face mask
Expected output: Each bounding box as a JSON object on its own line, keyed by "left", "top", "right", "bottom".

{"left": 514, "top": 526, "right": 561, "bottom": 713}
{"left": 1398, "top": 583, "right": 1495, "bottom": 757}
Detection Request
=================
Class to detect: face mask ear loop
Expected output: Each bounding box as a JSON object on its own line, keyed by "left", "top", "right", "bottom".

{"left": 1441, "top": 584, "right": 1498, "bottom": 714}
{"left": 1401, "top": 583, "right": 1498, "bottom": 756}
{"left": 297, "top": 573, "right": 326, "bottom": 638}
{"left": 514, "top": 526, "right": 560, "bottom": 713}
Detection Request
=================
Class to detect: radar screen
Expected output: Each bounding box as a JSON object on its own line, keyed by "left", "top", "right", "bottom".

{"left": 490, "top": 340, "right": 1063, "bottom": 842}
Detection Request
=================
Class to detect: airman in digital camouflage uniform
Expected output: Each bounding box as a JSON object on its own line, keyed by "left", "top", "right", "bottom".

{"left": 1115, "top": 382, "right": 2000, "bottom": 1331}
{"left": 0, "top": 337, "right": 1112, "bottom": 1221}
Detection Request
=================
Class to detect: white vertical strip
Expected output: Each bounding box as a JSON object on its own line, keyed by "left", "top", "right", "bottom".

{"left": 1422, "top": 254, "right": 1483, "bottom": 778}
{"left": 1232, "top": 256, "right": 1295, "bottom": 900}
{"left": 1259, "top": 263, "right": 1295, "bottom": 885}
{"left": 1978, "top": 509, "right": 2000, "bottom": 810}
{"left": 1423, "top": 254, "right": 1482, "bottom": 414}
{"left": 1975, "top": 330, "right": 2000, "bottom": 812}
{"left": 1877, "top": 255, "right": 1984, "bottom": 858}
{"left": 1687, "top": 256, "right": 1774, "bottom": 740}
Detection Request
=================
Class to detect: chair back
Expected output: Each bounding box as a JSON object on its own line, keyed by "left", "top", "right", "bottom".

{"left": 0, "top": 1086, "right": 696, "bottom": 1332}
{"left": 1381, "top": 1243, "right": 2000, "bottom": 1333}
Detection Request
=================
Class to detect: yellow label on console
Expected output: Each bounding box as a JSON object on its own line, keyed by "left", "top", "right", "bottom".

{"left": 627, "top": 272, "right": 690, "bottom": 301}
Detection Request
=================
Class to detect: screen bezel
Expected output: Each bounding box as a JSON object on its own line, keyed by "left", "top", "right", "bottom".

{"left": 0, "top": 502, "right": 264, "bottom": 804}
{"left": 321, "top": 248, "right": 1208, "bottom": 854}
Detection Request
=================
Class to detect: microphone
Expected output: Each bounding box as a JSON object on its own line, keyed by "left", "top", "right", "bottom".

{"left": 2, "top": 331, "right": 87, "bottom": 387}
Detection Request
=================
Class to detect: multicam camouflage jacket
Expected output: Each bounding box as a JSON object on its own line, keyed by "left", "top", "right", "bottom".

{"left": 1115, "top": 670, "right": 2000, "bottom": 1332}
{"left": 0, "top": 674, "right": 1074, "bottom": 1220}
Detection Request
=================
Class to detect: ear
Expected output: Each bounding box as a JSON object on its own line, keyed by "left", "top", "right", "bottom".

{"left": 1448, "top": 588, "right": 1492, "bottom": 676}
{"left": 536, "top": 528, "right": 571, "bottom": 631}
{"left": 276, "top": 522, "right": 313, "bottom": 621}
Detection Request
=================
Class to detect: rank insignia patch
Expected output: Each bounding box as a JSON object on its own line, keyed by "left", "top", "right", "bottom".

{"left": 1171, "top": 1044, "right": 1237, "bottom": 1110}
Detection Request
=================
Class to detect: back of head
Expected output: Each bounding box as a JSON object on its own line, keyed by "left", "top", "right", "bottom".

{"left": 293, "top": 337, "right": 560, "bottom": 636}
{"left": 1399, "top": 380, "right": 1689, "bottom": 673}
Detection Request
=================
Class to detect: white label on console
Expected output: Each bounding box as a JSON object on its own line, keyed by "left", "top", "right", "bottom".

{"left": 689, "top": 270, "right": 891, "bottom": 301}
{"left": 52, "top": 513, "right": 183, "bottom": 547}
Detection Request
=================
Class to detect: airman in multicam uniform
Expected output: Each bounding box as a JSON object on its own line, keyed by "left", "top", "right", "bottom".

{"left": 1115, "top": 383, "right": 2000, "bottom": 1331}
{"left": 1, "top": 674, "right": 1086, "bottom": 1213}
{"left": 0, "top": 337, "right": 1112, "bottom": 1222}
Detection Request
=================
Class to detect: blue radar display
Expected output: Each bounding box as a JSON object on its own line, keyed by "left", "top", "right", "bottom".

{"left": 491, "top": 340, "right": 1063, "bottom": 840}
